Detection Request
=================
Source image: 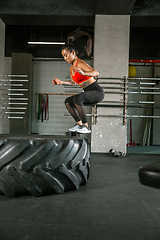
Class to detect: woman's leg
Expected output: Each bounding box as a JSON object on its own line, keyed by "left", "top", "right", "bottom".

{"left": 72, "top": 84, "right": 104, "bottom": 126}
{"left": 65, "top": 83, "right": 104, "bottom": 124}
{"left": 65, "top": 83, "right": 104, "bottom": 133}
{"left": 72, "top": 92, "right": 101, "bottom": 124}
{"left": 73, "top": 102, "right": 88, "bottom": 125}
{"left": 65, "top": 96, "right": 82, "bottom": 123}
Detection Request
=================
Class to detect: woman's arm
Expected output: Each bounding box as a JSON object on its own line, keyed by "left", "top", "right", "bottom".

{"left": 52, "top": 77, "right": 76, "bottom": 85}
{"left": 74, "top": 60, "right": 99, "bottom": 77}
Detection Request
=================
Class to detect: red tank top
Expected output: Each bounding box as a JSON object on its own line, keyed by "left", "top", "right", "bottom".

{"left": 70, "top": 59, "right": 91, "bottom": 84}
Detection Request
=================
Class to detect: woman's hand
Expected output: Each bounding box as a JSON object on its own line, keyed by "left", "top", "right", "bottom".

{"left": 52, "top": 77, "right": 62, "bottom": 85}
{"left": 74, "top": 59, "right": 99, "bottom": 77}
{"left": 73, "top": 67, "right": 85, "bottom": 76}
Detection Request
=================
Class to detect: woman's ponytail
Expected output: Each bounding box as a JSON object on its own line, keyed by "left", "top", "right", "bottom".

{"left": 67, "top": 29, "right": 92, "bottom": 57}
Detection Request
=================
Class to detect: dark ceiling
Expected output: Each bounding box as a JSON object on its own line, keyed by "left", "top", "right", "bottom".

{"left": 0, "top": 0, "right": 136, "bottom": 24}
{"left": 5, "top": 25, "right": 94, "bottom": 59}
{"left": 1, "top": 0, "right": 160, "bottom": 59}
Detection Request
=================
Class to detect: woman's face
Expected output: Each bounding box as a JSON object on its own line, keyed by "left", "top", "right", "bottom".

{"left": 61, "top": 48, "right": 76, "bottom": 64}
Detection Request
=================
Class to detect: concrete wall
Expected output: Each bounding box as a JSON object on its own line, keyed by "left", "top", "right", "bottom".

{"left": 92, "top": 15, "right": 130, "bottom": 153}
{"left": 0, "top": 19, "right": 7, "bottom": 133}
{"left": 0, "top": 19, "right": 5, "bottom": 75}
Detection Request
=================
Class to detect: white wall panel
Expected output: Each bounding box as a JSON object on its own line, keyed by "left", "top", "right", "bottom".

{"left": 31, "top": 60, "right": 91, "bottom": 135}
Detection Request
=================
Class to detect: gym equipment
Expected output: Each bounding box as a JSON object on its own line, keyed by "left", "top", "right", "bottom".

{"left": 139, "top": 161, "right": 160, "bottom": 188}
{"left": 0, "top": 75, "right": 29, "bottom": 119}
{"left": 36, "top": 94, "right": 49, "bottom": 122}
{"left": 126, "top": 119, "right": 136, "bottom": 146}
{"left": 128, "top": 65, "right": 136, "bottom": 77}
{"left": 109, "top": 149, "right": 126, "bottom": 157}
{"left": 129, "top": 59, "right": 160, "bottom": 63}
{"left": 0, "top": 134, "right": 90, "bottom": 197}
{"left": 36, "top": 76, "right": 160, "bottom": 126}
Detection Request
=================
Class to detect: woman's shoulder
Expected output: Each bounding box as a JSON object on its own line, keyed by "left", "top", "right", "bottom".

{"left": 70, "top": 65, "right": 73, "bottom": 74}
{"left": 77, "top": 58, "right": 87, "bottom": 66}
{"left": 77, "top": 59, "right": 92, "bottom": 69}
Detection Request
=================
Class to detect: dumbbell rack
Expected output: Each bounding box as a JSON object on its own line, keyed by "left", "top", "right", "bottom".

{"left": 36, "top": 76, "right": 160, "bottom": 128}
{"left": 0, "top": 74, "right": 28, "bottom": 119}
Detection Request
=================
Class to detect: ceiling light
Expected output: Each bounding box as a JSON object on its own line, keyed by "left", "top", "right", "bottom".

{"left": 28, "top": 42, "right": 65, "bottom": 45}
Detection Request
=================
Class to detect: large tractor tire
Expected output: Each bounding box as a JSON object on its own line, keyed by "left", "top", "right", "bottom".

{"left": 0, "top": 135, "right": 90, "bottom": 197}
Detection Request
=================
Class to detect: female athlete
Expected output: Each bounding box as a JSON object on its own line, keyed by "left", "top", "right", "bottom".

{"left": 52, "top": 30, "right": 104, "bottom": 134}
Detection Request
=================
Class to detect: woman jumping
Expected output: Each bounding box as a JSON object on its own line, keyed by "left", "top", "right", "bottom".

{"left": 52, "top": 29, "right": 104, "bottom": 134}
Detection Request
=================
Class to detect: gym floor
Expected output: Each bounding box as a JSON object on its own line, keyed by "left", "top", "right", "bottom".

{"left": 0, "top": 153, "right": 160, "bottom": 240}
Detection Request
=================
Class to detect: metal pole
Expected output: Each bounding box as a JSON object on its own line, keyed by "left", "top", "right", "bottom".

{"left": 129, "top": 92, "right": 160, "bottom": 95}
{"left": 0, "top": 84, "right": 24, "bottom": 86}
{"left": 0, "top": 112, "right": 25, "bottom": 114}
{"left": 98, "top": 81, "right": 124, "bottom": 85}
{"left": 128, "top": 77, "right": 160, "bottom": 81}
{"left": 101, "top": 86, "right": 159, "bottom": 90}
{"left": 123, "top": 76, "right": 127, "bottom": 125}
{"left": 98, "top": 77, "right": 124, "bottom": 80}
{"left": 101, "top": 100, "right": 155, "bottom": 104}
{"left": 8, "top": 93, "right": 24, "bottom": 96}
{"left": 86, "top": 114, "right": 160, "bottom": 119}
{"left": 8, "top": 98, "right": 28, "bottom": 100}
{"left": 0, "top": 116, "right": 24, "bottom": 119}
{"left": 97, "top": 104, "right": 160, "bottom": 108}
{"left": 0, "top": 79, "right": 28, "bottom": 82}
{"left": 0, "top": 75, "right": 28, "bottom": 78}
{"left": 36, "top": 93, "right": 77, "bottom": 96}
{"left": 130, "top": 82, "right": 156, "bottom": 85}
{"left": 8, "top": 89, "right": 28, "bottom": 91}
{"left": 103, "top": 91, "right": 160, "bottom": 95}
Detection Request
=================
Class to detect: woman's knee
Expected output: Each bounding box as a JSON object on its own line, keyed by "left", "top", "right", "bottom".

{"left": 65, "top": 96, "right": 73, "bottom": 105}
{"left": 73, "top": 95, "right": 83, "bottom": 106}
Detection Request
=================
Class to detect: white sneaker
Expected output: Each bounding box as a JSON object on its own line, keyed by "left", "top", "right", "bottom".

{"left": 69, "top": 123, "right": 80, "bottom": 132}
{"left": 76, "top": 125, "right": 91, "bottom": 134}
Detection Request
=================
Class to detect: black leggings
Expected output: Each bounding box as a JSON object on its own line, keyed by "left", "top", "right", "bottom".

{"left": 65, "top": 82, "right": 104, "bottom": 123}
